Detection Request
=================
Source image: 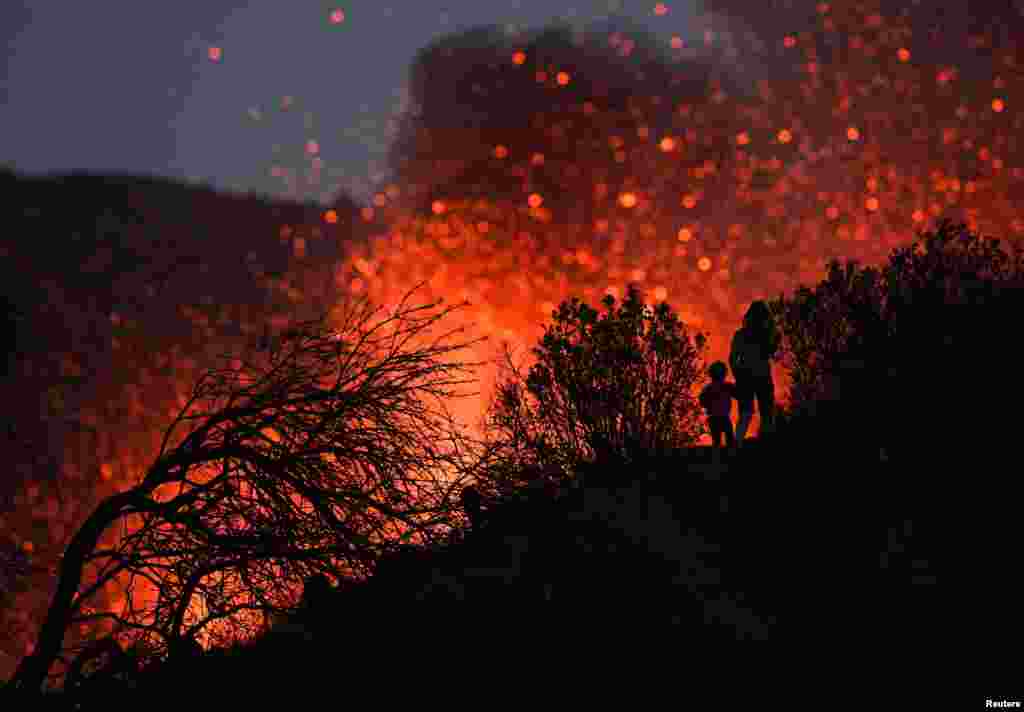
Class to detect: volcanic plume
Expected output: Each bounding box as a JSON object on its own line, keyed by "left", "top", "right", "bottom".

{"left": 5, "top": 2, "right": 1024, "bottom": 680}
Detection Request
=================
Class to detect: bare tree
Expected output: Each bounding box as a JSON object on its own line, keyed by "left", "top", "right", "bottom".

{"left": 7, "top": 283, "right": 492, "bottom": 693}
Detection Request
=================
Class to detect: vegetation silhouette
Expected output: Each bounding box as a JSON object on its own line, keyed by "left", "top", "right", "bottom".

{"left": 6, "top": 283, "right": 494, "bottom": 695}
{"left": 475, "top": 282, "right": 710, "bottom": 499}
{"left": 6, "top": 218, "right": 1021, "bottom": 708}
{"left": 0, "top": 168, "right": 385, "bottom": 676}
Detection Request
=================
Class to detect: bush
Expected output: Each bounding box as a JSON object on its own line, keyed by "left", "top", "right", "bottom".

{"left": 480, "top": 283, "right": 709, "bottom": 489}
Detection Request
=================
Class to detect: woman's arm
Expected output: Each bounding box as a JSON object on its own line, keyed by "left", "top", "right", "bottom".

{"left": 728, "top": 330, "right": 743, "bottom": 370}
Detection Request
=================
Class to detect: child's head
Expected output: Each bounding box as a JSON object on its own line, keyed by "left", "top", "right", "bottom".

{"left": 708, "top": 360, "right": 728, "bottom": 382}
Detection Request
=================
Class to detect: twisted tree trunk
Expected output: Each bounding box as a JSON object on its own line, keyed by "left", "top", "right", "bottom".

{"left": 9, "top": 488, "right": 141, "bottom": 693}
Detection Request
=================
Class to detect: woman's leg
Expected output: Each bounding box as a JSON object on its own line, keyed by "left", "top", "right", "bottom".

{"left": 735, "top": 377, "right": 755, "bottom": 442}
{"left": 735, "top": 407, "right": 753, "bottom": 442}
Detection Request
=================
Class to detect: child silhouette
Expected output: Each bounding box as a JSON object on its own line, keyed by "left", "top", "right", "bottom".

{"left": 699, "top": 360, "right": 738, "bottom": 455}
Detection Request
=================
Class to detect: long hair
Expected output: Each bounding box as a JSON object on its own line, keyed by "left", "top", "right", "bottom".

{"left": 742, "top": 300, "right": 778, "bottom": 356}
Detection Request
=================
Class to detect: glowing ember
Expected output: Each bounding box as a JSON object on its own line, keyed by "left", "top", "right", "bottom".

{"left": 12, "top": 4, "right": 1024, "bottom": 679}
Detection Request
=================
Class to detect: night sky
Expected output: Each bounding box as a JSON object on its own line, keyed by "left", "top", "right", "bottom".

{"left": 2, "top": 0, "right": 832, "bottom": 204}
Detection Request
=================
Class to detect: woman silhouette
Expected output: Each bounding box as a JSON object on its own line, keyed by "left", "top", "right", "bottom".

{"left": 729, "top": 300, "right": 780, "bottom": 444}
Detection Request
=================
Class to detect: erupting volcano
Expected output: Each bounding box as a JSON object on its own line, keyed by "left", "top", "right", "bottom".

{"left": 4, "top": 0, "right": 1024, "bottom": 684}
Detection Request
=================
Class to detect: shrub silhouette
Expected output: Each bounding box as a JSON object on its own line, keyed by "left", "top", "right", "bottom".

{"left": 7, "top": 283, "right": 491, "bottom": 694}
{"left": 768, "top": 218, "right": 1024, "bottom": 466}
{"left": 8, "top": 217, "right": 1024, "bottom": 704}
{"left": 480, "top": 283, "right": 709, "bottom": 490}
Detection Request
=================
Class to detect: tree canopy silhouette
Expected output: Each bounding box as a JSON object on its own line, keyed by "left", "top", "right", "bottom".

{"left": 7, "top": 283, "right": 490, "bottom": 694}
{"left": 766, "top": 218, "right": 1024, "bottom": 462}
{"left": 478, "top": 283, "right": 708, "bottom": 491}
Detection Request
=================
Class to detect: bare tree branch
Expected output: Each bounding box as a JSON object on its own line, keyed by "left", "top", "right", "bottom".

{"left": 8, "top": 282, "right": 495, "bottom": 693}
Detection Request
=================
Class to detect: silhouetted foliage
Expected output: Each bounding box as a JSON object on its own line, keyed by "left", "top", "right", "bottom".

{"left": 768, "top": 218, "right": 1024, "bottom": 462}
{"left": 0, "top": 169, "right": 380, "bottom": 680}
{"left": 7, "top": 283, "right": 491, "bottom": 694}
{"left": 479, "top": 284, "right": 709, "bottom": 492}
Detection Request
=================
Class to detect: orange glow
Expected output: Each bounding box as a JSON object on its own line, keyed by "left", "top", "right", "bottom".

{"left": 24, "top": 9, "right": 1024, "bottom": 673}
{"left": 556, "top": 71, "right": 571, "bottom": 86}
